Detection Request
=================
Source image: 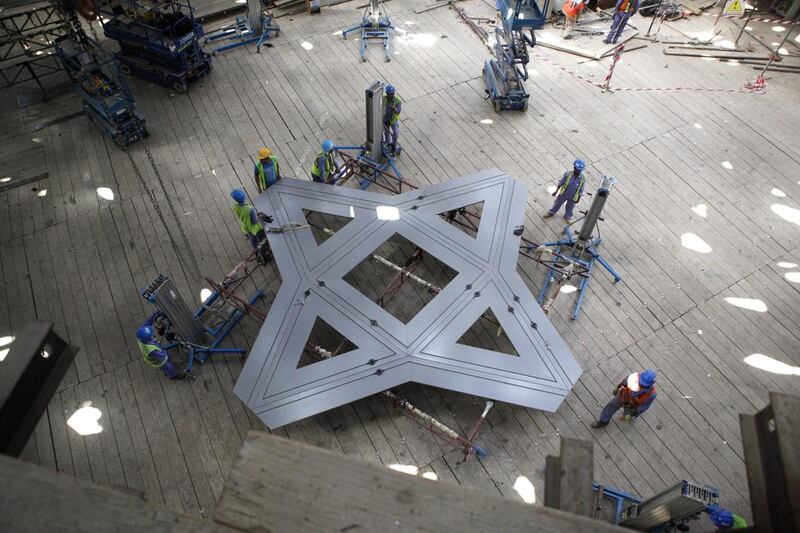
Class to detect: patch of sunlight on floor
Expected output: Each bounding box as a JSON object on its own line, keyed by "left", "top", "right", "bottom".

{"left": 744, "top": 353, "right": 800, "bottom": 375}
{"left": 67, "top": 402, "right": 104, "bottom": 436}
{"left": 723, "top": 297, "right": 767, "bottom": 312}
{"left": 681, "top": 232, "right": 712, "bottom": 253}
{"left": 691, "top": 204, "right": 708, "bottom": 217}
{"left": 513, "top": 475, "right": 536, "bottom": 504}
{"left": 776, "top": 261, "right": 797, "bottom": 268}
{"left": 560, "top": 284, "right": 578, "bottom": 294}
{"left": 388, "top": 464, "right": 419, "bottom": 475}
{"left": 771, "top": 204, "right": 800, "bottom": 226}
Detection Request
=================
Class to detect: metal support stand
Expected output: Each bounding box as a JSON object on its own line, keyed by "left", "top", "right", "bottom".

{"left": 341, "top": 0, "right": 394, "bottom": 62}
{"left": 530, "top": 177, "right": 622, "bottom": 319}
{"left": 332, "top": 81, "right": 409, "bottom": 190}
{"left": 203, "top": 11, "right": 280, "bottom": 54}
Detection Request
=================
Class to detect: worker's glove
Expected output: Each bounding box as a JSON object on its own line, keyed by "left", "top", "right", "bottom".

{"left": 621, "top": 414, "right": 632, "bottom": 422}
{"left": 259, "top": 213, "right": 274, "bottom": 223}
{"left": 551, "top": 191, "right": 557, "bottom": 197}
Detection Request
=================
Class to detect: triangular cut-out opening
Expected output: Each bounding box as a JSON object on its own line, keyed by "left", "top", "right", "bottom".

{"left": 302, "top": 209, "right": 354, "bottom": 246}
{"left": 343, "top": 233, "right": 459, "bottom": 324}
{"left": 456, "top": 309, "right": 519, "bottom": 356}
{"left": 298, "top": 317, "right": 359, "bottom": 368}
{"left": 437, "top": 201, "right": 483, "bottom": 238}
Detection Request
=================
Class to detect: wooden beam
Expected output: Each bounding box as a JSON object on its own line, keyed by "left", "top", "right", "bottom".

{"left": 0, "top": 453, "right": 234, "bottom": 532}
{"left": 740, "top": 392, "right": 800, "bottom": 532}
{"left": 544, "top": 437, "right": 595, "bottom": 517}
{"left": 214, "top": 432, "right": 624, "bottom": 532}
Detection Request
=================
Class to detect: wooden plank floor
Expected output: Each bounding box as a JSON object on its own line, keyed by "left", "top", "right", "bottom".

{"left": 2, "top": 0, "right": 800, "bottom": 524}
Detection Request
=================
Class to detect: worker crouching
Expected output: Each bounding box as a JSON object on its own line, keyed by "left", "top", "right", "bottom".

{"left": 591, "top": 369, "right": 656, "bottom": 428}
{"left": 136, "top": 311, "right": 184, "bottom": 380}
{"left": 311, "top": 139, "right": 339, "bottom": 184}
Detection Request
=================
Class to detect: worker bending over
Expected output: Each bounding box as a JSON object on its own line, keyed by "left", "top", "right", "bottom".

{"left": 254, "top": 147, "right": 281, "bottom": 193}
{"left": 544, "top": 159, "right": 586, "bottom": 222}
{"left": 591, "top": 369, "right": 656, "bottom": 428}
{"left": 136, "top": 311, "right": 184, "bottom": 380}
{"left": 383, "top": 84, "right": 401, "bottom": 156}
{"left": 230, "top": 188, "right": 273, "bottom": 264}
{"left": 311, "top": 139, "right": 338, "bottom": 183}
{"left": 604, "top": 0, "right": 638, "bottom": 44}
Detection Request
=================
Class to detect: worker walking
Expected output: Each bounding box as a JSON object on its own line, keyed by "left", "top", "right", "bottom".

{"left": 562, "top": 0, "right": 586, "bottom": 39}
{"left": 543, "top": 159, "right": 586, "bottom": 222}
{"left": 136, "top": 311, "right": 184, "bottom": 380}
{"left": 254, "top": 147, "right": 281, "bottom": 193}
{"left": 311, "top": 139, "right": 339, "bottom": 184}
{"left": 591, "top": 369, "right": 657, "bottom": 428}
{"left": 230, "top": 188, "right": 273, "bottom": 264}
{"left": 603, "top": 0, "right": 639, "bottom": 44}
{"left": 383, "top": 84, "right": 401, "bottom": 156}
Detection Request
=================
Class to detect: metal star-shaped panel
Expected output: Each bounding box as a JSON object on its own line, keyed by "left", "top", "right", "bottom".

{"left": 234, "top": 169, "right": 583, "bottom": 429}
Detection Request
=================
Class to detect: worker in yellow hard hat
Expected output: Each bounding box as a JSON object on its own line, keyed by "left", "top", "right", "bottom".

{"left": 254, "top": 146, "right": 281, "bottom": 193}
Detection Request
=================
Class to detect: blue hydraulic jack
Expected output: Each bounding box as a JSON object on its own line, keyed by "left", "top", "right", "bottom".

{"left": 332, "top": 81, "right": 407, "bottom": 192}
{"left": 342, "top": 0, "right": 394, "bottom": 62}
{"left": 532, "top": 176, "right": 621, "bottom": 319}
{"left": 203, "top": 11, "right": 280, "bottom": 54}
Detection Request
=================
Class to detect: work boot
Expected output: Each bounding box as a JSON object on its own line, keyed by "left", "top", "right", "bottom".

{"left": 171, "top": 371, "right": 187, "bottom": 381}
{"left": 543, "top": 212, "right": 554, "bottom": 218}
{"left": 590, "top": 420, "right": 608, "bottom": 428}
{"left": 563, "top": 215, "right": 572, "bottom": 222}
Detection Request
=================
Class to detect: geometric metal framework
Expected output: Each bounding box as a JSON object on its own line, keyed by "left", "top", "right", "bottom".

{"left": 234, "top": 170, "right": 583, "bottom": 429}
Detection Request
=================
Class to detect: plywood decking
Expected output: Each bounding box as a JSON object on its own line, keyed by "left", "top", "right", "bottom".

{"left": 1, "top": 0, "right": 799, "bottom": 524}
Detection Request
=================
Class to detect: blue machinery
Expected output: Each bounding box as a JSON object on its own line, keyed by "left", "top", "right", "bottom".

{"left": 332, "top": 81, "right": 405, "bottom": 190}
{"left": 531, "top": 176, "right": 622, "bottom": 319}
{"left": 483, "top": 0, "right": 547, "bottom": 111}
{"left": 342, "top": 0, "right": 394, "bottom": 62}
{"left": 99, "top": 0, "right": 211, "bottom": 93}
{"left": 140, "top": 274, "right": 264, "bottom": 376}
{"left": 54, "top": 34, "right": 148, "bottom": 146}
{"left": 202, "top": 2, "right": 280, "bottom": 54}
{"left": 594, "top": 480, "right": 721, "bottom": 531}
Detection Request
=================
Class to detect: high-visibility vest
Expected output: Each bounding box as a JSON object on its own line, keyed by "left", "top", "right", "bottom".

{"left": 556, "top": 171, "right": 585, "bottom": 202}
{"left": 618, "top": 372, "right": 656, "bottom": 407}
{"left": 311, "top": 151, "right": 335, "bottom": 178}
{"left": 256, "top": 156, "right": 280, "bottom": 190}
{"left": 384, "top": 94, "right": 401, "bottom": 125}
{"left": 619, "top": 0, "right": 635, "bottom": 13}
{"left": 137, "top": 340, "right": 166, "bottom": 368}
{"left": 232, "top": 203, "right": 261, "bottom": 236}
{"left": 562, "top": 0, "right": 585, "bottom": 17}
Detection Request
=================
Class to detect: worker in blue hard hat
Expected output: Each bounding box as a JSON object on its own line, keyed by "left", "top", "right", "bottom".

{"left": 136, "top": 311, "right": 184, "bottom": 380}
{"left": 591, "top": 369, "right": 657, "bottom": 428}
{"left": 254, "top": 146, "right": 281, "bottom": 193}
{"left": 544, "top": 159, "right": 586, "bottom": 222}
{"left": 706, "top": 505, "right": 748, "bottom": 529}
{"left": 230, "top": 188, "right": 273, "bottom": 264}
{"left": 311, "top": 139, "right": 339, "bottom": 183}
{"left": 383, "top": 84, "right": 402, "bottom": 156}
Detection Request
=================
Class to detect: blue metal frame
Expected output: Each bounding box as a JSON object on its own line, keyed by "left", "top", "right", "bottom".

{"left": 342, "top": 5, "right": 394, "bottom": 62}
{"left": 203, "top": 14, "right": 280, "bottom": 54}
{"left": 592, "top": 482, "right": 642, "bottom": 525}
{"left": 332, "top": 143, "right": 404, "bottom": 190}
{"left": 533, "top": 224, "right": 621, "bottom": 319}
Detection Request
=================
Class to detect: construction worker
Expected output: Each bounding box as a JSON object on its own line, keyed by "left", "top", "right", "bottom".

{"left": 603, "top": 0, "right": 639, "bottom": 44}
{"left": 230, "top": 188, "right": 273, "bottom": 263}
{"left": 311, "top": 139, "right": 338, "bottom": 183}
{"left": 254, "top": 147, "right": 281, "bottom": 193}
{"left": 383, "top": 84, "right": 401, "bottom": 156}
{"left": 562, "top": 0, "right": 586, "bottom": 39}
{"left": 543, "top": 159, "right": 586, "bottom": 222}
{"left": 706, "top": 505, "right": 748, "bottom": 529}
{"left": 591, "top": 369, "right": 656, "bottom": 428}
{"left": 136, "top": 311, "right": 184, "bottom": 380}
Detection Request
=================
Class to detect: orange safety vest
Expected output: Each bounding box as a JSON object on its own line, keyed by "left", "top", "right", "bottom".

{"left": 617, "top": 372, "right": 656, "bottom": 407}
{"left": 562, "top": 0, "right": 585, "bottom": 17}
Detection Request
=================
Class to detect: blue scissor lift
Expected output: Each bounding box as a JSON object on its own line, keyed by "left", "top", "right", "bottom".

{"left": 483, "top": 0, "right": 547, "bottom": 111}
{"left": 202, "top": 0, "right": 280, "bottom": 55}
{"left": 342, "top": 0, "right": 394, "bottom": 62}
{"left": 54, "top": 34, "right": 147, "bottom": 146}
{"left": 100, "top": 0, "right": 211, "bottom": 93}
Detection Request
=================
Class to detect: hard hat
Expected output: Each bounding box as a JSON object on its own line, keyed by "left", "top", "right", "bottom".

{"left": 708, "top": 509, "right": 734, "bottom": 528}
{"left": 574, "top": 159, "right": 586, "bottom": 171}
{"left": 639, "top": 369, "right": 656, "bottom": 388}
{"left": 258, "top": 147, "right": 272, "bottom": 159}
{"left": 322, "top": 139, "right": 335, "bottom": 152}
{"left": 385, "top": 84, "right": 395, "bottom": 94}
{"left": 230, "top": 188, "right": 246, "bottom": 204}
{"left": 136, "top": 326, "right": 153, "bottom": 342}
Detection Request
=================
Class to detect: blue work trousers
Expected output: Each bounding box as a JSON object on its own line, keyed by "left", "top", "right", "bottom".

{"left": 598, "top": 395, "right": 639, "bottom": 423}
{"left": 606, "top": 12, "right": 631, "bottom": 43}
{"left": 383, "top": 123, "right": 399, "bottom": 146}
{"left": 246, "top": 230, "right": 270, "bottom": 262}
{"left": 549, "top": 194, "right": 577, "bottom": 219}
{"left": 160, "top": 359, "right": 179, "bottom": 379}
